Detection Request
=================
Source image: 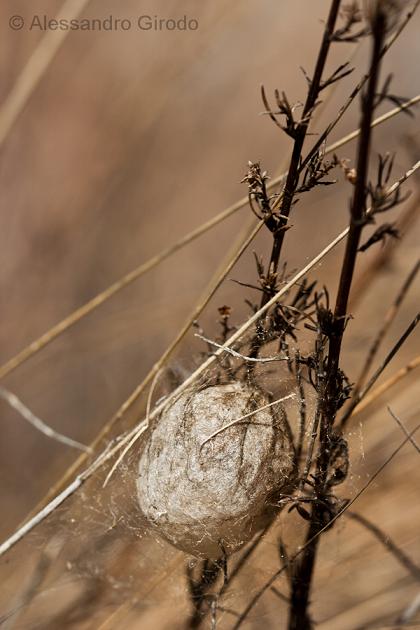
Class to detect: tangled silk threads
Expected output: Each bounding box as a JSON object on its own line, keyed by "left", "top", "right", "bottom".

{"left": 137, "top": 382, "right": 296, "bottom": 558}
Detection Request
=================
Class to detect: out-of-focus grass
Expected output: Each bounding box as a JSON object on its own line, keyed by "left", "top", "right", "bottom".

{"left": 0, "top": 1, "right": 419, "bottom": 627}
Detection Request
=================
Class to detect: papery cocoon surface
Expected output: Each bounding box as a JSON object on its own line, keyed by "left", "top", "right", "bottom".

{"left": 137, "top": 382, "right": 296, "bottom": 558}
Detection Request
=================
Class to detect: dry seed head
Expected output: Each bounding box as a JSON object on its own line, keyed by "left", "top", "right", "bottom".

{"left": 137, "top": 381, "right": 296, "bottom": 558}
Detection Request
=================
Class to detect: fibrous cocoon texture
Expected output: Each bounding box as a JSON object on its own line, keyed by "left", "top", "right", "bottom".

{"left": 137, "top": 381, "right": 296, "bottom": 558}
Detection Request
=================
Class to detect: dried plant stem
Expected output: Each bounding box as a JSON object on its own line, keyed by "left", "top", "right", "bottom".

{"left": 341, "top": 312, "right": 420, "bottom": 427}
{"left": 23, "top": 218, "right": 262, "bottom": 518}
{"left": 193, "top": 525, "right": 272, "bottom": 628}
{"left": 200, "top": 393, "right": 295, "bottom": 448}
{"left": 0, "top": 96, "right": 418, "bottom": 383}
{"left": 0, "top": 0, "right": 91, "bottom": 146}
{"left": 347, "top": 511, "right": 420, "bottom": 580}
{"left": 299, "top": 403, "right": 322, "bottom": 492}
{"left": 325, "top": 94, "right": 420, "bottom": 158}
{"left": 350, "top": 192, "right": 420, "bottom": 310}
{"left": 0, "top": 161, "right": 417, "bottom": 559}
{"left": 288, "top": 10, "right": 387, "bottom": 628}
{"left": 352, "top": 259, "right": 420, "bottom": 396}
{"left": 0, "top": 214, "right": 260, "bottom": 382}
{"left": 195, "top": 333, "right": 288, "bottom": 363}
{"left": 388, "top": 406, "right": 420, "bottom": 454}
{"left": 0, "top": 4, "right": 417, "bottom": 390}
{"left": 351, "top": 354, "right": 420, "bottom": 419}
{"left": 326, "top": 11, "right": 386, "bottom": 408}
{"left": 0, "top": 386, "right": 91, "bottom": 453}
{"left": 262, "top": 0, "right": 342, "bottom": 302}
{"left": 233, "top": 424, "right": 420, "bottom": 629}
{"left": 0, "top": 232, "right": 347, "bottom": 558}
{"left": 301, "top": 0, "right": 420, "bottom": 172}
{"left": 101, "top": 368, "right": 163, "bottom": 488}
{"left": 295, "top": 351, "right": 307, "bottom": 461}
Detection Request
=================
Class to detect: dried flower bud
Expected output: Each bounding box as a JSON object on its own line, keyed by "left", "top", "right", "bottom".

{"left": 337, "top": 157, "right": 357, "bottom": 185}
{"left": 137, "top": 382, "right": 296, "bottom": 558}
{"left": 346, "top": 168, "right": 357, "bottom": 185}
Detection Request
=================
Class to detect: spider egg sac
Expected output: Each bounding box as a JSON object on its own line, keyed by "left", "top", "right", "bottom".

{"left": 137, "top": 381, "right": 296, "bottom": 558}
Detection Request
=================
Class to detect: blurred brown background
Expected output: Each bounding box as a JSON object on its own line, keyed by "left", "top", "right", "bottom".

{"left": 0, "top": 1, "right": 419, "bottom": 628}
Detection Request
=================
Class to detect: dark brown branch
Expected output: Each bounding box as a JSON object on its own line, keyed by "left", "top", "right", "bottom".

{"left": 287, "top": 9, "right": 388, "bottom": 629}
{"left": 300, "top": 0, "right": 420, "bottom": 174}
{"left": 325, "top": 11, "right": 386, "bottom": 414}
{"left": 260, "top": 0, "right": 342, "bottom": 306}
{"left": 190, "top": 525, "right": 270, "bottom": 628}
{"left": 187, "top": 559, "right": 222, "bottom": 628}
{"left": 233, "top": 424, "right": 420, "bottom": 629}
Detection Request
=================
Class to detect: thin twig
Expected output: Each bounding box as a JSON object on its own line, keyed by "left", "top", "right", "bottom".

{"left": 350, "top": 192, "right": 420, "bottom": 311}
{"left": 195, "top": 334, "right": 288, "bottom": 363}
{"left": 289, "top": 11, "right": 388, "bottom": 627}
{"left": 299, "top": 401, "right": 322, "bottom": 492}
{"left": 347, "top": 511, "right": 420, "bottom": 580}
{"left": 298, "top": 337, "right": 325, "bottom": 491}
{"left": 0, "top": 386, "right": 91, "bottom": 453}
{"left": 232, "top": 424, "right": 420, "bottom": 629}
{"left": 353, "top": 259, "right": 420, "bottom": 395}
{"left": 270, "top": 586, "right": 289, "bottom": 603}
{"left": 0, "top": 460, "right": 98, "bottom": 557}
{"left": 101, "top": 368, "right": 163, "bottom": 488}
{"left": 1, "top": 162, "right": 418, "bottom": 559}
{"left": 0, "top": 0, "right": 92, "bottom": 146}
{"left": 295, "top": 351, "right": 307, "bottom": 462}
{"left": 190, "top": 523, "right": 276, "bottom": 629}
{"left": 350, "top": 354, "right": 420, "bottom": 419}
{"left": 0, "top": 217, "right": 261, "bottom": 382}
{"left": 200, "top": 394, "right": 295, "bottom": 449}
{"left": 1, "top": 96, "right": 418, "bottom": 382}
{"left": 388, "top": 407, "right": 420, "bottom": 454}
{"left": 25, "top": 218, "right": 262, "bottom": 518}
{"left": 300, "top": 0, "right": 420, "bottom": 172}
{"left": 221, "top": 526, "right": 270, "bottom": 594}
{"left": 326, "top": 8, "right": 387, "bottom": 419}
{"left": 260, "top": 0, "right": 342, "bottom": 304}
{"left": 341, "top": 312, "right": 420, "bottom": 427}
{"left": 325, "top": 94, "right": 420, "bottom": 159}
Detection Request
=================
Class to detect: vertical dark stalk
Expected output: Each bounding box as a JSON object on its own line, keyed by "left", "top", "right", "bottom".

{"left": 324, "top": 11, "right": 386, "bottom": 407}
{"left": 249, "top": 0, "right": 342, "bottom": 366}
{"left": 261, "top": 0, "right": 342, "bottom": 308}
{"left": 287, "top": 7, "right": 388, "bottom": 630}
